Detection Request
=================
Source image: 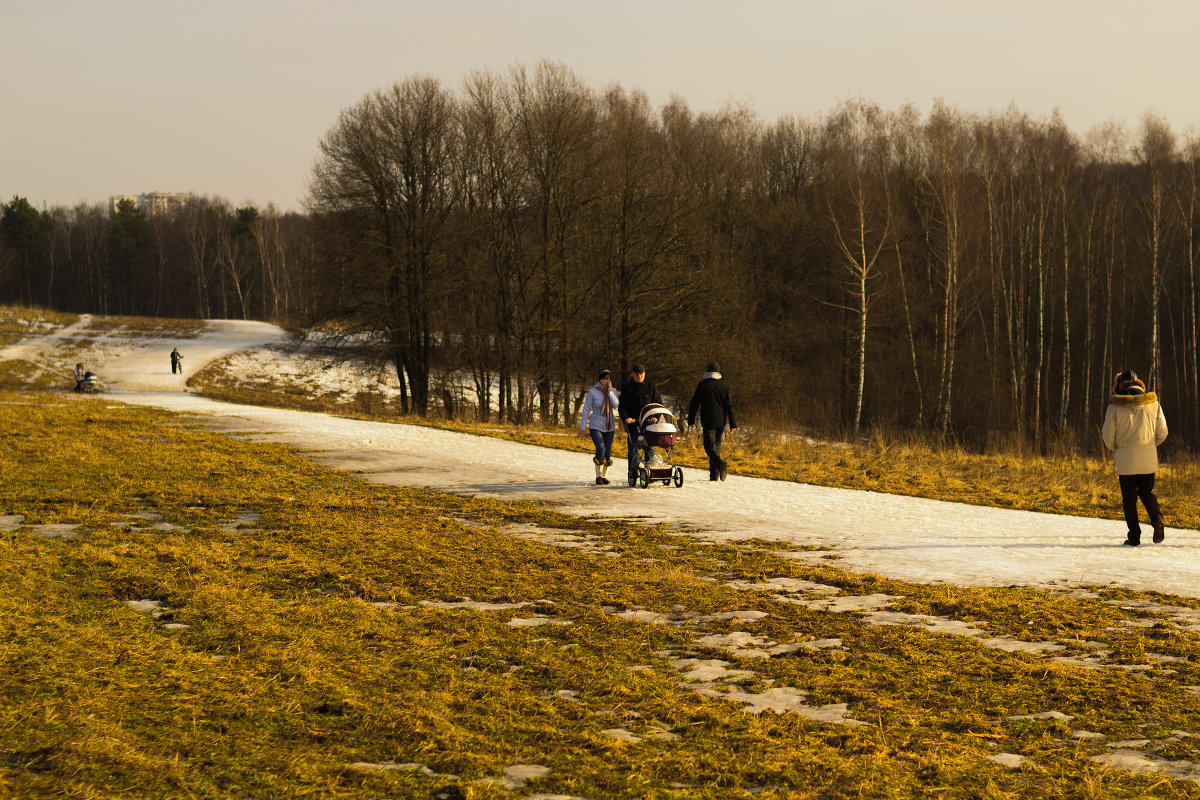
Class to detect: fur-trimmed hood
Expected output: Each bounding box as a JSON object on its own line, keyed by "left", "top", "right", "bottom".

{"left": 1108, "top": 392, "right": 1158, "bottom": 406}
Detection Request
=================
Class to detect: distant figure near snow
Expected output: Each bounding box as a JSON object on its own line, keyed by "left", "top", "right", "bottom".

{"left": 1101, "top": 369, "right": 1168, "bottom": 547}
{"left": 170, "top": 347, "right": 183, "bottom": 375}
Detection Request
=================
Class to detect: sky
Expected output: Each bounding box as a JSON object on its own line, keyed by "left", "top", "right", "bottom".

{"left": 3, "top": 0, "right": 1199, "bottom": 213}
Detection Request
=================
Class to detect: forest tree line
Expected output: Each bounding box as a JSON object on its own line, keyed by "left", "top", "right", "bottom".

{"left": 4, "top": 61, "right": 1200, "bottom": 450}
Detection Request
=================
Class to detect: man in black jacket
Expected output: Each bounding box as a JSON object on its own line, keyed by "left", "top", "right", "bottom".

{"left": 619, "top": 363, "right": 662, "bottom": 483}
{"left": 687, "top": 361, "right": 737, "bottom": 481}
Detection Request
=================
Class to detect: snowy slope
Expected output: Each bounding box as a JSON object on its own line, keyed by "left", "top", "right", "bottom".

{"left": 7, "top": 318, "right": 1197, "bottom": 598}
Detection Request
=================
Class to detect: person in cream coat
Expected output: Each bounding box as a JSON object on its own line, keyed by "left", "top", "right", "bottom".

{"left": 1101, "top": 369, "right": 1168, "bottom": 546}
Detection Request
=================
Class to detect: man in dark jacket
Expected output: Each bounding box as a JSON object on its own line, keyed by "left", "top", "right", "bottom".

{"left": 619, "top": 363, "right": 662, "bottom": 483}
{"left": 687, "top": 361, "right": 737, "bottom": 481}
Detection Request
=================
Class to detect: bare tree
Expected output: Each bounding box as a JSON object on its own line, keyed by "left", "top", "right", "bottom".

{"left": 1136, "top": 113, "right": 1177, "bottom": 387}
{"left": 307, "top": 76, "right": 460, "bottom": 415}
{"left": 507, "top": 61, "right": 599, "bottom": 423}
{"left": 822, "top": 100, "right": 895, "bottom": 434}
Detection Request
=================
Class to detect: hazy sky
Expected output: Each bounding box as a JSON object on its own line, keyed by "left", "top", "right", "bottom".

{"left": 3, "top": 0, "right": 1198, "bottom": 212}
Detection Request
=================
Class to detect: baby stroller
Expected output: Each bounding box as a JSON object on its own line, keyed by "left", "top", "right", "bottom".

{"left": 631, "top": 403, "right": 684, "bottom": 488}
{"left": 74, "top": 371, "right": 100, "bottom": 394}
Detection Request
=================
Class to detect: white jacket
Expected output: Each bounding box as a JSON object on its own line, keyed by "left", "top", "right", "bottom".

{"left": 579, "top": 383, "right": 620, "bottom": 433}
{"left": 1101, "top": 392, "right": 1168, "bottom": 475}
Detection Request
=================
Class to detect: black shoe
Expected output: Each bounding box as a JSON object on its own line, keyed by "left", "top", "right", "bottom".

{"left": 1123, "top": 538, "right": 1140, "bottom": 547}
{"left": 1153, "top": 519, "right": 1165, "bottom": 544}
{"left": 719, "top": 463, "right": 727, "bottom": 481}
{"left": 598, "top": 476, "right": 610, "bottom": 485}
{"left": 596, "top": 477, "right": 604, "bottom": 485}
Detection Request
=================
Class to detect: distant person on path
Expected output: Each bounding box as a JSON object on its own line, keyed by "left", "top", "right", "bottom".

{"left": 170, "top": 348, "right": 183, "bottom": 375}
{"left": 1101, "top": 369, "right": 1168, "bottom": 547}
{"left": 579, "top": 369, "right": 620, "bottom": 485}
{"left": 619, "top": 363, "right": 662, "bottom": 483}
{"left": 73, "top": 362, "right": 85, "bottom": 393}
{"left": 687, "top": 361, "right": 737, "bottom": 481}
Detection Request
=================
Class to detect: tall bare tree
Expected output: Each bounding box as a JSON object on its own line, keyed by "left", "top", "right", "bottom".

{"left": 822, "top": 101, "right": 897, "bottom": 434}
{"left": 308, "top": 76, "right": 460, "bottom": 415}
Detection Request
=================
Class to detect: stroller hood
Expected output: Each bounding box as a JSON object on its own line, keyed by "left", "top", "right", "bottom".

{"left": 638, "top": 403, "right": 677, "bottom": 434}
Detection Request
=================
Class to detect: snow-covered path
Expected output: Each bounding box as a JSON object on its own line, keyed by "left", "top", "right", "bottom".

{"left": 9, "top": 319, "right": 1200, "bottom": 598}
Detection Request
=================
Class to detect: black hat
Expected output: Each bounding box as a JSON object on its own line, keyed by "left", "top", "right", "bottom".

{"left": 1113, "top": 368, "right": 1146, "bottom": 395}
{"left": 706, "top": 361, "right": 720, "bottom": 373}
{"left": 631, "top": 363, "right": 645, "bottom": 374}
{"left": 597, "top": 369, "right": 612, "bottom": 381}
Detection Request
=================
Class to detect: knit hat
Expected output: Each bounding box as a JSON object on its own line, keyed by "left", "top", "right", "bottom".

{"left": 706, "top": 361, "right": 720, "bottom": 373}
{"left": 1113, "top": 369, "right": 1146, "bottom": 395}
{"left": 597, "top": 369, "right": 612, "bottom": 381}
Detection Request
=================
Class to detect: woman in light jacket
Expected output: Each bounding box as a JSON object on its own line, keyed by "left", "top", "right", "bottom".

{"left": 578, "top": 369, "right": 620, "bottom": 485}
{"left": 1101, "top": 369, "right": 1168, "bottom": 546}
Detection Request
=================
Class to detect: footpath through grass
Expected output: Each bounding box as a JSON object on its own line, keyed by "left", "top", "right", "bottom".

{"left": 3, "top": 392, "right": 1200, "bottom": 798}
{"left": 191, "top": 356, "right": 1200, "bottom": 533}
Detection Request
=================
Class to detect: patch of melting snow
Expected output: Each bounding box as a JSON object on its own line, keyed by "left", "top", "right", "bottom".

{"left": 0, "top": 514, "right": 84, "bottom": 540}
{"left": 1008, "top": 710, "right": 1074, "bottom": 722}
{"left": 988, "top": 753, "right": 1030, "bottom": 769}
{"left": 694, "top": 631, "right": 780, "bottom": 659}
{"left": 726, "top": 577, "right": 842, "bottom": 595}
{"left": 602, "top": 728, "right": 642, "bottom": 743}
{"left": 616, "top": 609, "right": 671, "bottom": 625}
{"left": 420, "top": 598, "right": 532, "bottom": 611}
{"left": 700, "top": 609, "right": 771, "bottom": 623}
{"left": 720, "top": 687, "right": 868, "bottom": 726}
{"left": 29, "top": 523, "right": 84, "bottom": 540}
{"left": 507, "top": 616, "right": 571, "bottom": 628}
{"left": 125, "top": 599, "right": 170, "bottom": 616}
{"left": 479, "top": 764, "right": 552, "bottom": 790}
{"left": 645, "top": 727, "right": 680, "bottom": 742}
{"left": 797, "top": 593, "right": 903, "bottom": 613}
{"left": 671, "top": 657, "right": 755, "bottom": 684}
{"left": 1107, "top": 739, "right": 1152, "bottom": 749}
{"left": 1092, "top": 749, "right": 1164, "bottom": 774}
{"left": 219, "top": 512, "right": 260, "bottom": 532}
{"left": 976, "top": 636, "right": 1064, "bottom": 654}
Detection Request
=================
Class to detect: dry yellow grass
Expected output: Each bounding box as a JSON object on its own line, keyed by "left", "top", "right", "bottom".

{"left": 3, "top": 392, "right": 1200, "bottom": 798}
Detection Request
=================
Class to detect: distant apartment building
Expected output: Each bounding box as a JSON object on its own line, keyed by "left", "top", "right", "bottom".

{"left": 107, "top": 192, "right": 193, "bottom": 217}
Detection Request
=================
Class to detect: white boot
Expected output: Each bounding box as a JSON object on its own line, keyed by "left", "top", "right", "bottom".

{"left": 599, "top": 461, "right": 610, "bottom": 484}
{"left": 594, "top": 458, "right": 603, "bottom": 485}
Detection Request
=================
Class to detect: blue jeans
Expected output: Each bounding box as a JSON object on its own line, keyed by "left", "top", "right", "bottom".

{"left": 627, "top": 430, "right": 653, "bottom": 477}
{"left": 589, "top": 429, "right": 615, "bottom": 463}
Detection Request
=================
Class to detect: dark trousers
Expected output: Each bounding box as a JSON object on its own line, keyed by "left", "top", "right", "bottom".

{"left": 1119, "top": 473, "right": 1162, "bottom": 540}
{"left": 702, "top": 426, "right": 725, "bottom": 478}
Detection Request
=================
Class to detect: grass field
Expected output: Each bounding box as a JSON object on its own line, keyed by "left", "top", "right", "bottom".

{"left": 5, "top": 309, "right": 1200, "bottom": 797}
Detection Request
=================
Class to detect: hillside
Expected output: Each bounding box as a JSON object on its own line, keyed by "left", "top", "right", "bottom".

{"left": 2, "top": 310, "right": 1200, "bottom": 797}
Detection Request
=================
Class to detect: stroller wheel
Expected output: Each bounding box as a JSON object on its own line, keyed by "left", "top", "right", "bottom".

{"left": 673, "top": 467, "right": 684, "bottom": 488}
{"left": 638, "top": 468, "right": 649, "bottom": 489}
